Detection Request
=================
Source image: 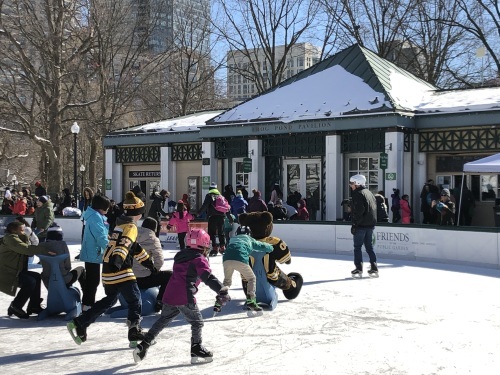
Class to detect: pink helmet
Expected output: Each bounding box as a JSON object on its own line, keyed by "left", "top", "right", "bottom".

{"left": 187, "top": 228, "right": 210, "bottom": 250}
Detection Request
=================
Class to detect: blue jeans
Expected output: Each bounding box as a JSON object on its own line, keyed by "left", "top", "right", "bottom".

{"left": 76, "top": 281, "right": 142, "bottom": 328}
{"left": 353, "top": 226, "right": 377, "bottom": 268}
{"left": 145, "top": 303, "right": 204, "bottom": 345}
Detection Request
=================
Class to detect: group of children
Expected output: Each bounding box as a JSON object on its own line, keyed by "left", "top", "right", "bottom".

{"left": 65, "top": 189, "right": 274, "bottom": 365}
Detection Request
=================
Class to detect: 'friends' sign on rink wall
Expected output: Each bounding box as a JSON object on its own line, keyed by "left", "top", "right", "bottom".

{"left": 271, "top": 223, "right": 500, "bottom": 269}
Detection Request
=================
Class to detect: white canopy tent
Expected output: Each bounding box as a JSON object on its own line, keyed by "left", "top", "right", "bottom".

{"left": 463, "top": 153, "right": 500, "bottom": 173}
{"left": 460, "top": 153, "right": 500, "bottom": 225}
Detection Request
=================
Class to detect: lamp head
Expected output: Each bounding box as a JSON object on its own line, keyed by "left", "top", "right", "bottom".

{"left": 71, "top": 122, "right": 80, "bottom": 134}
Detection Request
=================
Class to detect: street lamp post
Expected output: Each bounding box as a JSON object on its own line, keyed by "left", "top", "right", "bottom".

{"left": 71, "top": 122, "right": 80, "bottom": 200}
{"left": 80, "top": 164, "right": 85, "bottom": 194}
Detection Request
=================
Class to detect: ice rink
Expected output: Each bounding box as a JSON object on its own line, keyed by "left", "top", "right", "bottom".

{"left": 1, "top": 241, "right": 500, "bottom": 375}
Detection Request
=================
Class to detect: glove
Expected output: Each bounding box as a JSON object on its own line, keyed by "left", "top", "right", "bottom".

{"left": 351, "top": 225, "right": 357, "bottom": 235}
{"left": 216, "top": 286, "right": 231, "bottom": 306}
{"left": 286, "top": 259, "right": 291, "bottom": 265}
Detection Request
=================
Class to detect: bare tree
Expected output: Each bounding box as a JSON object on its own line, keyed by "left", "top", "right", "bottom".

{"left": 73, "top": 0, "right": 175, "bottom": 190}
{"left": 0, "top": 0, "right": 94, "bottom": 194}
{"left": 136, "top": 0, "right": 224, "bottom": 119}
{"left": 433, "top": 0, "right": 500, "bottom": 85}
{"left": 212, "top": 0, "right": 322, "bottom": 94}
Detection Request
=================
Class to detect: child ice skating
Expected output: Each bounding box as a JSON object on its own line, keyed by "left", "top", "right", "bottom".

{"left": 217, "top": 227, "right": 273, "bottom": 316}
{"left": 167, "top": 200, "right": 194, "bottom": 250}
{"left": 132, "top": 228, "right": 230, "bottom": 365}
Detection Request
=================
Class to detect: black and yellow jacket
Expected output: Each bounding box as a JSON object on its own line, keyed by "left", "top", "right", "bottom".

{"left": 102, "top": 216, "right": 155, "bottom": 286}
{"left": 251, "top": 236, "right": 291, "bottom": 282}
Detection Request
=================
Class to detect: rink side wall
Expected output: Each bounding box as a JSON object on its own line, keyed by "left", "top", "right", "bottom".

{"left": 2, "top": 216, "right": 498, "bottom": 269}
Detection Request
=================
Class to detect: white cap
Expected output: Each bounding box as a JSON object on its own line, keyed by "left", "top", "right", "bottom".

{"left": 349, "top": 174, "right": 366, "bottom": 186}
{"left": 209, "top": 182, "right": 217, "bottom": 188}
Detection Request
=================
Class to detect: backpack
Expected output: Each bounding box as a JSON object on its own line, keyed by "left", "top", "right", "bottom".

{"left": 213, "top": 194, "right": 231, "bottom": 213}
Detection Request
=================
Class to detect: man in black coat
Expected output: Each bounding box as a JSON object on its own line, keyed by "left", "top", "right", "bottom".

{"left": 349, "top": 174, "right": 378, "bottom": 278}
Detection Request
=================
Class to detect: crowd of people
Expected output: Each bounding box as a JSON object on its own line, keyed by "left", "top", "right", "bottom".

{"left": 0, "top": 181, "right": 293, "bottom": 364}
{"left": 341, "top": 178, "right": 472, "bottom": 227}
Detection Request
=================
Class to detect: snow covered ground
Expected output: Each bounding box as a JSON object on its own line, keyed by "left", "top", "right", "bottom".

{"left": 1, "top": 241, "right": 500, "bottom": 375}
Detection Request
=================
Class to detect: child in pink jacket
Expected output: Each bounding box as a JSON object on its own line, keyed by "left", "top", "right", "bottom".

{"left": 400, "top": 194, "right": 412, "bottom": 224}
{"left": 167, "top": 201, "right": 194, "bottom": 249}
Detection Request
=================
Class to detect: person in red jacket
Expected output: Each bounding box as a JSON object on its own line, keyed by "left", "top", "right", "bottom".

{"left": 12, "top": 192, "right": 27, "bottom": 216}
{"left": 400, "top": 194, "right": 412, "bottom": 224}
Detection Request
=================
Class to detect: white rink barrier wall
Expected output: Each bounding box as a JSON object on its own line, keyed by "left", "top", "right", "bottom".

{"left": 1, "top": 216, "right": 498, "bottom": 269}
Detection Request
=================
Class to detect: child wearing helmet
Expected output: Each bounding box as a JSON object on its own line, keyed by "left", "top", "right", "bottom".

{"left": 133, "top": 228, "right": 230, "bottom": 364}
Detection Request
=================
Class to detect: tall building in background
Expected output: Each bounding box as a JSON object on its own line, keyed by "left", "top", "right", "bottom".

{"left": 226, "top": 42, "right": 321, "bottom": 102}
{"left": 134, "top": 0, "right": 210, "bottom": 54}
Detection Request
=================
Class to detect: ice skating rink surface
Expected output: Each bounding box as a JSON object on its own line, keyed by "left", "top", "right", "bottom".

{"left": 1, "top": 242, "right": 500, "bottom": 375}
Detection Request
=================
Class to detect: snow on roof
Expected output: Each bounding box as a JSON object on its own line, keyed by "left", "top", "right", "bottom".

{"left": 211, "top": 65, "right": 393, "bottom": 124}
{"left": 120, "top": 110, "right": 224, "bottom": 133}
{"left": 387, "top": 69, "right": 435, "bottom": 110}
{"left": 414, "top": 86, "right": 500, "bottom": 113}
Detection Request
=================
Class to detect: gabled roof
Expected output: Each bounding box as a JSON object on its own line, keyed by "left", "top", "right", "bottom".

{"left": 208, "top": 44, "right": 437, "bottom": 125}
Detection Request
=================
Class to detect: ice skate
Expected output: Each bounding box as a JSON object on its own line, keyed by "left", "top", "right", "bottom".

{"left": 244, "top": 297, "right": 263, "bottom": 317}
{"left": 67, "top": 319, "right": 87, "bottom": 345}
{"left": 218, "top": 245, "right": 225, "bottom": 254}
{"left": 213, "top": 302, "right": 222, "bottom": 317}
{"left": 351, "top": 267, "right": 363, "bottom": 279}
{"left": 368, "top": 262, "right": 379, "bottom": 278}
{"left": 191, "top": 343, "right": 213, "bottom": 364}
{"left": 128, "top": 325, "right": 145, "bottom": 348}
{"left": 132, "top": 341, "right": 150, "bottom": 364}
{"left": 7, "top": 303, "right": 29, "bottom": 319}
{"left": 209, "top": 246, "right": 219, "bottom": 257}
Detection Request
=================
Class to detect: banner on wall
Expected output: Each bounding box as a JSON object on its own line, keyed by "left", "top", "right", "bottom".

{"left": 335, "top": 225, "right": 432, "bottom": 257}
{"left": 159, "top": 218, "right": 178, "bottom": 244}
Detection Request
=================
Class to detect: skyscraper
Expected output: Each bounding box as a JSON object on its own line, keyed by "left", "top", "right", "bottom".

{"left": 134, "top": 0, "right": 210, "bottom": 54}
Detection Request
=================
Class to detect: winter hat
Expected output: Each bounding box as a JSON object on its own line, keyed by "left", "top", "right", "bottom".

{"left": 209, "top": 182, "right": 217, "bottom": 189}
{"left": 236, "top": 181, "right": 243, "bottom": 187}
{"left": 46, "top": 223, "right": 63, "bottom": 241}
{"left": 35, "top": 181, "right": 41, "bottom": 187}
{"left": 38, "top": 195, "right": 49, "bottom": 204}
{"left": 141, "top": 217, "right": 158, "bottom": 232}
{"left": 123, "top": 191, "right": 145, "bottom": 216}
{"left": 441, "top": 189, "right": 451, "bottom": 197}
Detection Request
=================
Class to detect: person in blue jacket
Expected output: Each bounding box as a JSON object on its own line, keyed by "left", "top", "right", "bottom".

{"left": 80, "top": 195, "right": 110, "bottom": 311}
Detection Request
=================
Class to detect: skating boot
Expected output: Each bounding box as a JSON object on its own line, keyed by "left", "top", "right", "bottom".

{"left": 132, "top": 340, "right": 151, "bottom": 364}
{"left": 8, "top": 303, "right": 29, "bottom": 319}
{"left": 128, "top": 323, "right": 145, "bottom": 348}
{"left": 209, "top": 246, "right": 219, "bottom": 257}
{"left": 244, "top": 296, "right": 263, "bottom": 317}
{"left": 218, "top": 245, "right": 226, "bottom": 254}
{"left": 213, "top": 302, "right": 222, "bottom": 317}
{"left": 154, "top": 300, "right": 163, "bottom": 313}
{"left": 191, "top": 342, "right": 213, "bottom": 364}
{"left": 351, "top": 264, "right": 363, "bottom": 279}
{"left": 368, "top": 262, "right": 379, "bottom": 278}
{"left": 67, "top": 319, "right": 87, "bottom": 345}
